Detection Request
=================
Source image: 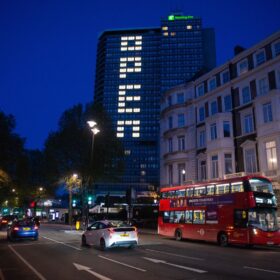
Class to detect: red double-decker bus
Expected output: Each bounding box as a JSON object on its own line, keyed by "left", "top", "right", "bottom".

{"left": 158, "top": 174, "right": 280, "bottom": 247}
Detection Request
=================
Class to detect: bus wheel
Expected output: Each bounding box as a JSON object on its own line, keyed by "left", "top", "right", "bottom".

{"left": 218, "top": 232, "right": 228, "bottom": 247}
{"left": 175, "top": 229, "right": 182, "bottom": 241}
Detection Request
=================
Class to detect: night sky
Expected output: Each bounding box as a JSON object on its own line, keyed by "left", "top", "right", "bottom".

{"left": 1, "top": 0, "right": 279, "bottom": 150}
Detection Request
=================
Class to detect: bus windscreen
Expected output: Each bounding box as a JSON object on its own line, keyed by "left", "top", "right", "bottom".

{"left": 249, "top": 178, "right": 273, "bottom": 193}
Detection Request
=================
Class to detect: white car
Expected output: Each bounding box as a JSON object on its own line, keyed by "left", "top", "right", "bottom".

{"left": 82, "top": 220, "right": 138, "bottom": 250}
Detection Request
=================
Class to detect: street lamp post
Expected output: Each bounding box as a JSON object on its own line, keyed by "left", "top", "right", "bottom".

{"left": 86, "top": 120, "right": 100, "bottom": 227}
{"left": 68, "top": 173, "right": 78, "bottom": 229}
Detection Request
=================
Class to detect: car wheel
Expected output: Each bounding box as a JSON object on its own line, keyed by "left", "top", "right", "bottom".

{"left": 175, "top": 229, "right": 182, "bottom": 241}
{"left": 100, "top": 238, "right": 106, "bottom": 251}
{"left": 218, "top": 232, "right": 228, "bottom": 247}
{"left": 82, "top": 235, "right": 87, "bottom": 247}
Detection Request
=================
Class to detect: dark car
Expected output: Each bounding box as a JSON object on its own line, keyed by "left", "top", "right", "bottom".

{"left": 7, "top": 220, "right": 39, "bottom": 241}
{"left": 0, "top": 215, "right": 17, "bottom": 230}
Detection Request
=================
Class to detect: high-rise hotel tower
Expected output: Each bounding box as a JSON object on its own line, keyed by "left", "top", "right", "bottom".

{"left": 94, "top": 13, "right": 216, "bottom": 191}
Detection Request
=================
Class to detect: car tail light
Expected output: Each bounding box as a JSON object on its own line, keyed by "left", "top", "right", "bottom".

{"left": 108, "top": 228, "right": 115, "bottom": 238}
{"left": 2, "top": 219, "right": 8, "bottom": 224}
{"left": 133, "top": 227, "right": 138, "bottom": 235}
{"left": 13, "top": 227, "right": 19, "bottom": 231}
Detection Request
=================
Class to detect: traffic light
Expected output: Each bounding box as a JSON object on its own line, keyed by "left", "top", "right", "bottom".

{"left": 72, "top": 199, "right": 77, "bottom": 207}
{"left": 87, "top": 195, "right": 93, "bottom": 205}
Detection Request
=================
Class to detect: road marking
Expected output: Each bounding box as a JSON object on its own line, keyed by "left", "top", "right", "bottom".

{"left": 98, "top": 255, "right": 146, "bottom": 272}
{"left": 8, "top": 245, "right": 46, "bottom": 280}
{"left": 42, "top": 236, "right": 82, "bottom": 251}
{"left": 244, "top": 266, "right": 280, "bottom": 274}
{"left": 145, "top": 248, "right": 204, "bottom": 261}
{"left": 143, "top": 257, "right": 207, "bottom": 274}
{"left": 73, "top": 263, "right": 112, "bottom": 280}
{"left": 0, "top": 268, "right": 5, "bottom": 280}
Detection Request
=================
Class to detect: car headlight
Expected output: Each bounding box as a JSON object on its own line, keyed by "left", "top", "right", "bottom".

{"left": 253, "top": 228, "right": 258, "bottom": 235}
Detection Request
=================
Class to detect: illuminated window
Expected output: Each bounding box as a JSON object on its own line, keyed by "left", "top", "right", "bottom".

{"left": 127, "top": 85, "right": 133, "bottom": 89}
{"left": 133, "top": 126, "right": 140, "bottom": 131}
{"left": 119, "top": 74, "right": 126, "bottom": 78}
{"left": 128, "top": 57, "right": 134, "bottom": 61}
{"left": 117, "top": 133, "right": 124, "bottom": 138}
{"left": 120, "top": 69, "right": 126, "bottom": 73}
{"left": 135, "top": 41, "right": 142, "bottom": 45}
{"left": 135, "top": 68, "right": 141, "bottom": 72}
{"left": 121, "top": 37, "right": 128, "bottom": 40}
{"left": 135, "top": 57, "right": 141, "bottom": 61}
{"left": 132, "top": 133, "right": 140, "bottom": 137}
{"left": 134, "top": 96, "right": 141, "bottom": 101}
{"left": 128, "top": 46, "right": 135, "bottom": 51}
{"left": 126, "top": 108, "right": 133, "bottom": 113}
{"left": 124, "top": 150, "right": 131, "bottom": 155}
{"left": 170, "top": 32, "right": 176, "bottom": 36}
{"left": 127, "top": 68, "right": 134, "bottom": 72}
{"left": 120, "top": 58, "right": 127, "bottom": 62}
{"left": 121, "top": 42, "right": 128, "bottom": 46}
{"left": 162, "top": 26, "right": 168, "bottom": 30}
{"left": 125, "top": 120, "right": 132, "bottom": 125}
{"left": 118, "top": 109, "right": 125, "bottom": 113}
{"left": 117, "top": 121, "right": 124, "bottom": 125}
{"left": 118, "top": 91, "right": 125, "bottom": 95}
{"left": 136, "top": 36, "right": 142, "bottom": 40}
{"left": 133, "top": 108, "right": 140, "bottom": 113}
{"left": 117, "top": 127, "right": 124, "bottom": 131}
{"left": 135, "top": 46, "right": 142, "bottom": 50}
{"left": 163, "top": 32, "right": 168, "bottom": 36}
{"left": 135, "top": 62, "right": 142, "bottom": 66}
{"left": 119, "top": 85, "right": 125, "bottom": 89}
{"left": 118, "top": 97, "right": 125, "bottom": 101}
{"left": 134, "top": 85, "right": 141, "bottom": 89}
{"left": 126, "top": 96, "right": 133, "bottom": 101}
{"left": 133, "top": 120, "right": 140, "bottom": 125}
{"left": 121, "top": 47, "right": 127, "bottom": 51}
{"left": 128, "top": 36, "right": 135, "bottom": 40}
{"left": 186, "top": 25, "right": 192, "bottom": 30}
{"left": 120, "top": 63, "right": 127, "bottom": 67}
{"left": 118, "top": 103, "right": 125, "bottom": 107}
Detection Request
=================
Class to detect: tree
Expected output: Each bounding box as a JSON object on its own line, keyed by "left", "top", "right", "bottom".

{"left": 44, "top": 102, "right": 123, "bottom": 186}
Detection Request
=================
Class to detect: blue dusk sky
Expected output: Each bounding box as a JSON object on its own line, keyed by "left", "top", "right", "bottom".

{"left": 1, "top": 0, "right": 279, "bottom": 150}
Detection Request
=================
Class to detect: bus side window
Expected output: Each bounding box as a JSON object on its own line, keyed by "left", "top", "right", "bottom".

{"left": 169, "top": 211, "right": 175, "bottom": 223}
{"left": 207, "top": 185, "right": 215, "bottom": 195}
{"left": 163, "top": 211, "right": 170, "bottom": 223}
{"left": 185, "top": 210, "right": 193, "bottom": 223}
{"left": 194, "top": 187, "right": 206, "bottom": 196}
{"left": 231, "top": 182, "right": 244, "bottom": 193}
{"left": 186, "top": 188, "right": 193, "bottom": 197}
{"left": 174, "top": 211, "right": 185, "bottom": 223}
{"left": 234, "top": 209, "right": 247, "bottom": 228}
{"left": 193, "top": 210, "right": 205, "bottom": 224}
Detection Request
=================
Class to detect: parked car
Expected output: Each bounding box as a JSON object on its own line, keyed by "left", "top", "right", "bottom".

{"left": 7, "top": 220, "right": 39, "bottom": 241}
{"left": 82, "top": 220, "right": 138, "bottom": 250}
{"left": 0, "top": 215, "right": 17, "bottom": 230}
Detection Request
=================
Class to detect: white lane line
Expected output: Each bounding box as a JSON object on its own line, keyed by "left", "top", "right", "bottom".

{"left": 8, "top": 245, "right": 46, "bottom": 280}
{"left": 10, "top": 242, "right": 54, "bottom": 247}
{"left": 244, "top": 266, "right": 280, "bottom": 274}
{"left": 0, "top": 268, "right": 5, "bottom": 280}
{"left": 145, "top": 248, "right": 204, "bottom": 261}
{"left": 42, "top": 236, "right": 82, "bottom": 251}
{"left": 98, "top": 255, "right": 146, "bottom": 272}
{"left": 143, "top": 257, "right": 207, "bottom": 274}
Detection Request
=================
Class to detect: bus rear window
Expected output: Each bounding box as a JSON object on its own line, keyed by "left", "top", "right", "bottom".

{"left": 249, "top": 178, "right": 273, "bottom": 193}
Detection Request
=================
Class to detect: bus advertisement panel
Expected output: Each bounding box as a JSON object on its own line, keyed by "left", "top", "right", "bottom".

{"left": 158, "top": 175, "right": 280, "bottom": 247}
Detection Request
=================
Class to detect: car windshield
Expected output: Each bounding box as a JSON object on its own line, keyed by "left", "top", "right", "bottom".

{"left": 107, "top": 221, "right": 130, "bottom": 228}
{"left": 248, "top": 209, "right": 279, "bottom": 231}
{"left": 249, "top": 178, "right": 273, "bottom": 193}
